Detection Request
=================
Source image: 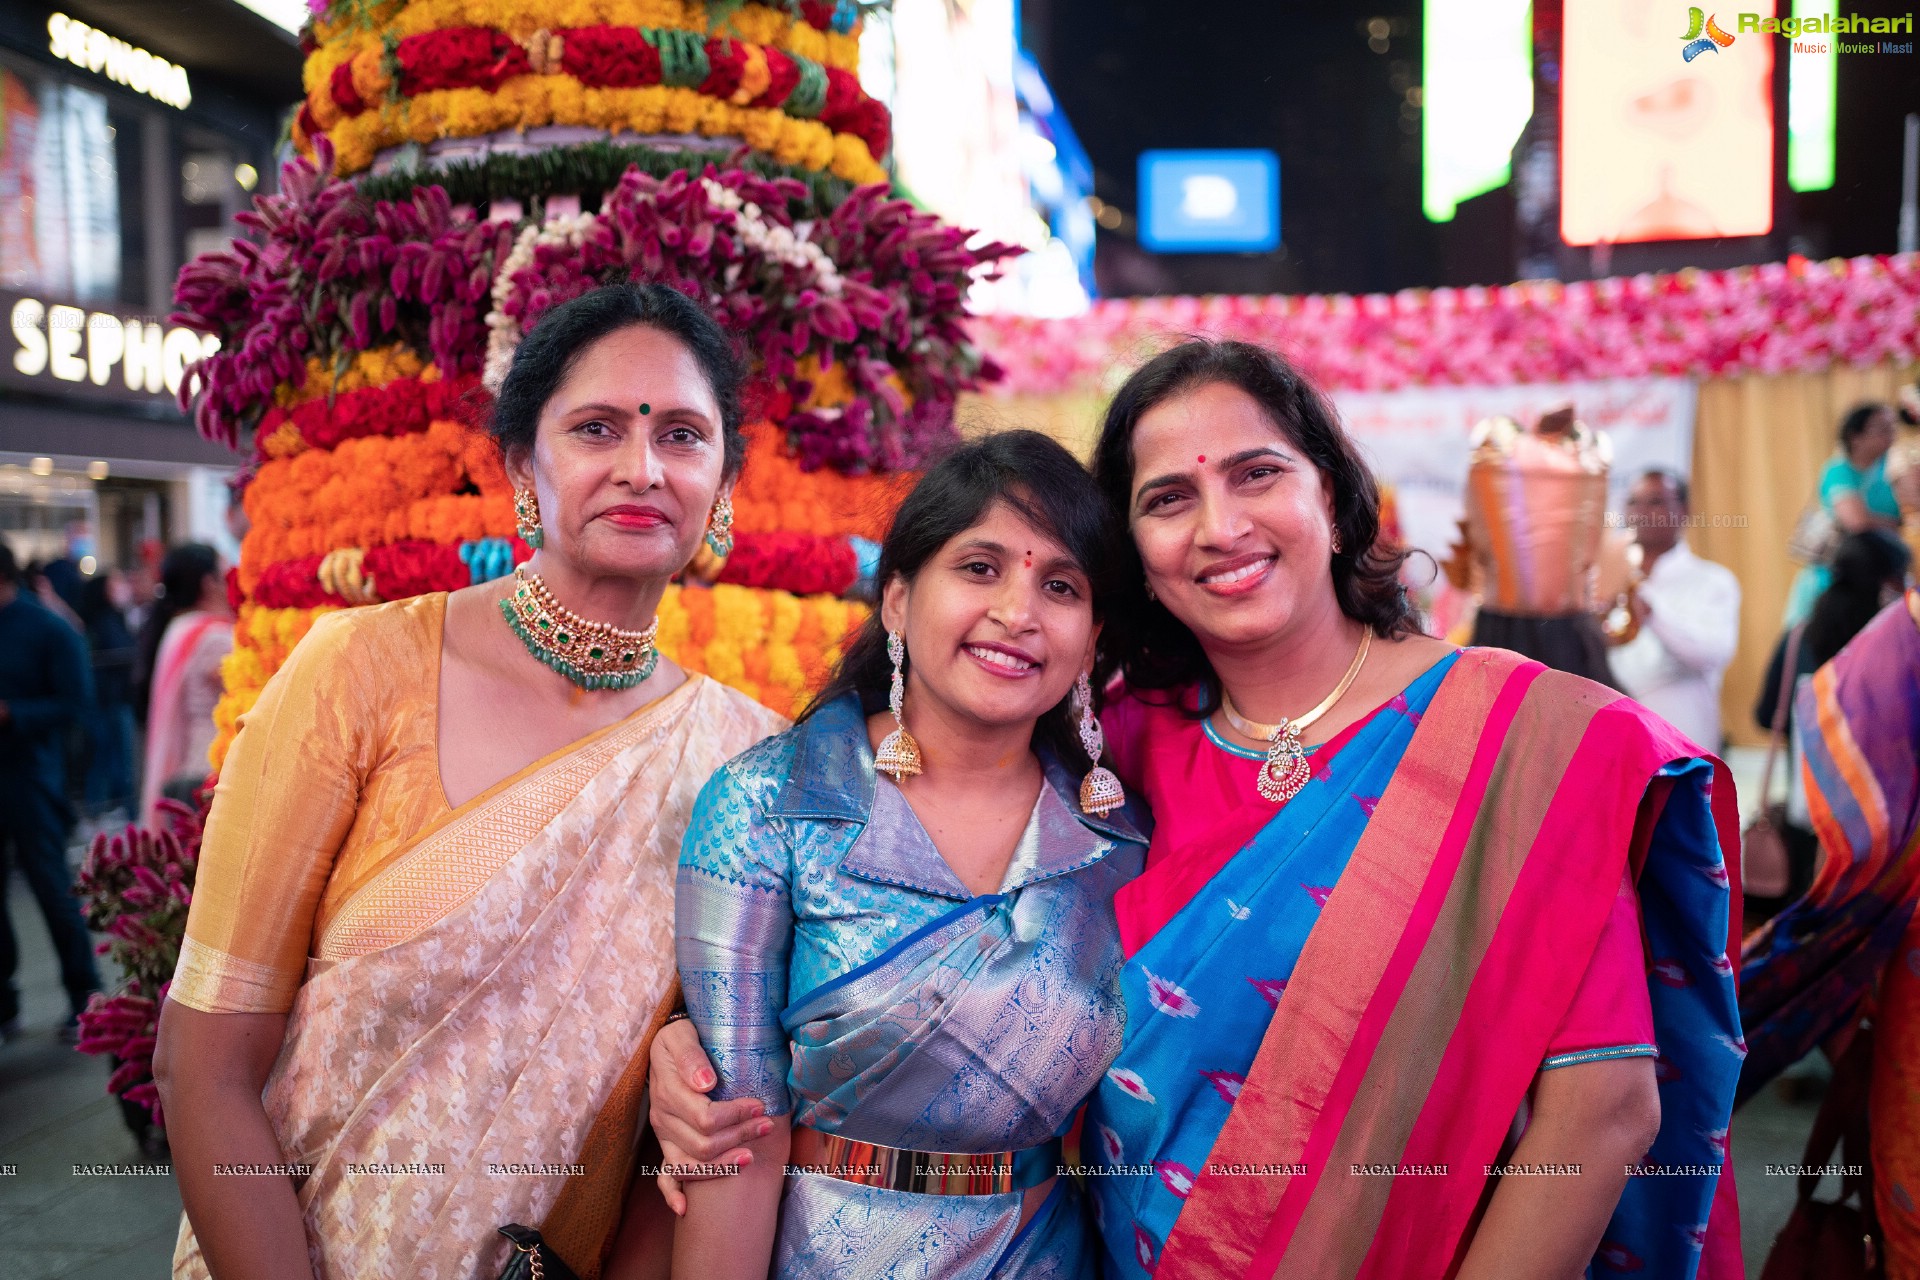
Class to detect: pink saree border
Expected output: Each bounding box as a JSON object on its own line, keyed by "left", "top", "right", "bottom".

{"left": 1153, "top": 648, "right": 1540, "bottom": 1278}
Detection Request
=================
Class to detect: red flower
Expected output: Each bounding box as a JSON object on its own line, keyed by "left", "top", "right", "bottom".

{"left": 330, "top": 59, "right": 365, "bottom": 115}
{"left": 755, "top": 46, "right": 801, "bottom": 110}
{"left": 560, "top": 26, "right": 661, "bottom": 89}
{"left": 820, "top": 66, "right": 862, "bottom": 124}
{"left": 253, "top": 554, "right": 337, "bottom": 608}
{"left": 700, "top": 37, "right": 748, "bottom": 102}
{"left": 798, "top": 1, "right": 840, "bottom": 32}
{"left": 837, "top": 99, "right": 891, "bottom": 160}
{"left": 364, "top": 540, "right": 468, "bottom": 597}
{"left": 396, "top": 29, "right": 529, "bottom": 97}
{"left": 717, "top": 531, "right": 858, "bottom": 596}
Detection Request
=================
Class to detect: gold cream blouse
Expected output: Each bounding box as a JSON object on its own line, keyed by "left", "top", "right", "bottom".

{"left": 173, "top": 594, "right": 461, "bottom": 1014}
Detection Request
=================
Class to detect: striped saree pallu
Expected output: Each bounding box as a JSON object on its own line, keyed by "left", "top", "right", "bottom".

{"left": 1136, "top": 649, "right": 1746, "bottom": 1280}
{"left": 1738, "top": 597, "right": 1920, "bottom": 1273}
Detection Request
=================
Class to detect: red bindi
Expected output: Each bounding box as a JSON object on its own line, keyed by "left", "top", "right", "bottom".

{"left": 1197, "top": 454, "right": 1207, "bottom": 463}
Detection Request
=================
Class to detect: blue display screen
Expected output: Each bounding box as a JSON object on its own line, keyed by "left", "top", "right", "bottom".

{"left": 1138, "top": 150, "right": 1280, "bottom": 253}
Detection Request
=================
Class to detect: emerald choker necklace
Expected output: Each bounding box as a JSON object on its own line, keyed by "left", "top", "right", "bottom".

{"left": 499, "top": 566, "right": 660, "bottom": 691}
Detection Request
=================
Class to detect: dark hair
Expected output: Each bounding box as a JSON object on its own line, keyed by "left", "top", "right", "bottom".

{"left": 1636, "top": 467, "right": 1690, "bottom": 509}
{"left": 1805, "top": 529, "right": 1912, "bottom": 666}
{"left": 1837, "top": 402, "right": 1889, "bottom": 448}
{"left": 136, "top": 543, "right": 222, "bottom": 716}
{"left": 78, "top": 571, "right": 122, "bottom": 628}
{"left": 489, "top": 282, "right": 748, "bottom": 477}
{"left": 1090, "top": 338, "right": 1418, "bottom": 710}
{"left": 0, "top": 540, "right": 16, "bottom": 587}
{"left": 802, "top": 430, "right": 1123, "bottom": 765}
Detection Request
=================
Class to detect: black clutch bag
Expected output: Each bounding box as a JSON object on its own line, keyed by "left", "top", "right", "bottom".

{"left": 496, "top": 1224, "right": 582, "bottom": 1280}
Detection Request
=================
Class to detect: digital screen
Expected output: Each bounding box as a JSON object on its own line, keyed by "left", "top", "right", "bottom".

{"left": 1787, "top": 0, "right": 1836, "bottom": 192}
{"left": 1422, "top": 0, "right": 1534, "bottom": 222}
{"left": 1561, "top": 0, "right": 1775, "bottom": 245}
{"left": 1138, "top": 150, "right": 1280, "bottom": 253}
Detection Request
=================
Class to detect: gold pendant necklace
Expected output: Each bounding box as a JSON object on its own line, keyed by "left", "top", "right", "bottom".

{"left": 1219, "top": 629, "right": 1372, "bottom": 804}
{"left": 499, "top": 566, "right": 661, "bottom": 691}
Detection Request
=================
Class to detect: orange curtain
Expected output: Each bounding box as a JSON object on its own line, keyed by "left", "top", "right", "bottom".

{"left": 1692, "top": 361, "right": 1918, "bottom": 747}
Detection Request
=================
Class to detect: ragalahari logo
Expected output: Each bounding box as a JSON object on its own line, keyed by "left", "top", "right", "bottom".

{"left": 1681, "top": 8, "right": 1738, "bottom": 59}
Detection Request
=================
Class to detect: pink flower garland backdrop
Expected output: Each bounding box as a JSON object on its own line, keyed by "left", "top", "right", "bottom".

{"left": 972, "top": 254, "right": 1920, "bottom": 396}
{"left": 961, "top": 251, "right": 1919, "bottom": 764}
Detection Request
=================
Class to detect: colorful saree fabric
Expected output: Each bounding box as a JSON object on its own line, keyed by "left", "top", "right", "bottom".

{"left": 1738, "top": 593, "right": 1920, "bottom": 1273}
{"left": 676, "top": 693, "right": 1148, "bottom": 1279}
{"left": 139, "top": 610, "right": 232, "bottom": 824}
{"left": 1089, "top": 646, "right": 1745, "bottom": 1280}
{"left": 169, "top": 596, "right": 785, "bottom": 1279}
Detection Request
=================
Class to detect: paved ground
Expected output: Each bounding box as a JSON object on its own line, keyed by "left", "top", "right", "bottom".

{"left": 0, "top": 751, "right": 1833, "bottom": 1276}
{"left": 1, "top": 870, "right": 182, "bottom": 1278}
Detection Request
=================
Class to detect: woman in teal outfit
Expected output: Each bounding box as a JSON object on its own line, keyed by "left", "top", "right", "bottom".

{"left": 669, "top": 431, "right": 1147, "bottom": 1279}
{"left": 1786, "top": 401, "right": 1902, "bottom": 624}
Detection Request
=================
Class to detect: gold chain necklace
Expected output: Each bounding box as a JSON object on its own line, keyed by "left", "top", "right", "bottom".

{"left": 1219, "top": 629, "right": 1372, "bottom": 804}
{"left": 499, "top": 565, "right": 660, "bottom": 691}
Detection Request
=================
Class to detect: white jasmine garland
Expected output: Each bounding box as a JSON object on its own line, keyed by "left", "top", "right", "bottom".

{"left": 700, "top": 179, "right": 842, "bottom": 295}
{"left": 481, "top": 210, "right": 599, "bottom": 393}
{"left": 481, "top": 182, "right": 851, "bottom": 394}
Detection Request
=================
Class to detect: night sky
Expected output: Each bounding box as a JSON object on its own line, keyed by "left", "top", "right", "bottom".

{"left": 1030, "top": 0, "right": 1918, "bottom": 298}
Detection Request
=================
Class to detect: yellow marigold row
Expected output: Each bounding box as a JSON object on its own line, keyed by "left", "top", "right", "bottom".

{"left": 211, "top": 584, "right": 864, "bottom": 769}
{"left": 311, "top": 79, "right": 885, "bottom": 183}
{"left": 304, "top": 1, "right": 860, "bottom": 99}
{"left": 275, "top": 347, "right": 434, "bottom": 410}
{"left": 210, "top": 602, "right": 334, "bottom": 771}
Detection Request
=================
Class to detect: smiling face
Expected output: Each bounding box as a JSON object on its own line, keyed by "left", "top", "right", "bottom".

{"left": 506, "top": 323, "right": 730, "bottom": 581}
{"left": 1127, "top": 380, "right": 1341, "bottom": 653}
{"left": 881, "top": 498, "right": 1098, "bottom": 741}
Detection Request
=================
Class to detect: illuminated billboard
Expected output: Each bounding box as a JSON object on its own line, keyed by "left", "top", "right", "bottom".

{"left": 1561, "top": 1, "right": 1775, "bottom": 246}
{"left": 1422, "top": 0, "right": 1533, "bottom": 223}
{"left": 1138, "top": 150, "right": 1280, "bottom": 253}
{"left": 1787, "top": 0, "right": 1836, "bottom": 192}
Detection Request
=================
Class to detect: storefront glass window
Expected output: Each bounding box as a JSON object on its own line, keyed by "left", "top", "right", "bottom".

{"left": 0, "top": 63, "right": 121, "bottom": 303}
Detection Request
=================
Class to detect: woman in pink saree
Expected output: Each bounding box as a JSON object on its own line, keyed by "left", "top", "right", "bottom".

{"left": 138, "top": 543, "right": 233, "bottom": 823}
{"left": 1079, "top": 341, "right": 1744, "bottom": 1280}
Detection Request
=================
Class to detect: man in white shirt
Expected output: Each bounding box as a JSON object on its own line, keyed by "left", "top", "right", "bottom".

{"left": 1608, "top": 469, "right": 1742, "bottom": 749}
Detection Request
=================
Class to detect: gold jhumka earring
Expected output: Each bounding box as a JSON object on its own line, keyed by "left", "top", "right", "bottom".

{"left": 1075, "top": 672, "right": 1125, "bottom": 816}
{"left": 874, "top": 630, "right": 923, "bottom": 780}
{"left": 704, "top": 496, "right": 735, "bottom": 558}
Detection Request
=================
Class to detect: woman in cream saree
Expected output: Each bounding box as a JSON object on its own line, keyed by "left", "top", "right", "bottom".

{"left": 156, "top": 283, "right": 783, "bottom": 1279}
{"left": 167, "top": 597, "right": 779, "bottom": 1278}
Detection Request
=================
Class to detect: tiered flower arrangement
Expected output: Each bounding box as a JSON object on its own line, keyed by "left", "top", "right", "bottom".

{"left": 80, "top": 0, "right": 1013, "bottom": 1127}
{"left": 178, "top": 133, "right": 1006, "bottom": 762}
{"left": 296, "top": 0, "right": 887, "bottom": 180}
{"left": 974, "top": 253, "right": 1920, "bottom": 396}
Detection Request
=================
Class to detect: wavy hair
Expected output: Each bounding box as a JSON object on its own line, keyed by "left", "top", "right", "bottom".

{"left": 1090, "top": 338, "right": 1418, "bottom": 711}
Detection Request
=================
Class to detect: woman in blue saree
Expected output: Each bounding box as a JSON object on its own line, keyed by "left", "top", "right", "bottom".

{"left": 670, "top": 431, "right": 1148, "bottom": 1278}
{"left": 1075, "top": 344, "right": 1743, "bottom": 1280}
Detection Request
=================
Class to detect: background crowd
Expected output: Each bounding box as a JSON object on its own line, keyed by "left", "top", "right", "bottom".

{"left": 0, "top": 536, "right": 233, "bottom": 1041}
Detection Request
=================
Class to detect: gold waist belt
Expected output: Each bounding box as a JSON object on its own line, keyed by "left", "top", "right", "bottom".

{"left": 788, "top": 1126, "right": 1059, "bottom": 1196}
